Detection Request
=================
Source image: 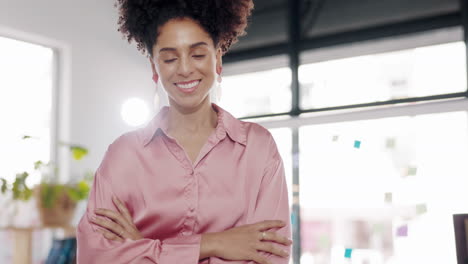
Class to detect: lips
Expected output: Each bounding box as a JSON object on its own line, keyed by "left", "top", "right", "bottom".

{"left": 174, "top": 79, "right": 201, "bottom": 93}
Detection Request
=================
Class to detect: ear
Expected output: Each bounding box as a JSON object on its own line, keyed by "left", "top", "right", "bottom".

{"left": 215, "top": 48, "right": 223, "bottom": 75}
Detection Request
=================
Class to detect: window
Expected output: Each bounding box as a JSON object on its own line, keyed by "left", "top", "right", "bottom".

{"left": 299, "top": 111, "right": 468, "bottom": 263}
{"left": 223, "top": 27, "right": 468, "bottom": 264}
{"left": 220, "top": 67, "right": 291, "bottom": 117}
{"left": 0, "top": 36, "right": 54, "bottom": 220}
{"left": 299, "top": 41, "right": 466, "bottom": 109}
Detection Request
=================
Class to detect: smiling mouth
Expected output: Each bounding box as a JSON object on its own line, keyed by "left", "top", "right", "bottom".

{"left": 174, "top": 79, "right": 201, "bottom": 89}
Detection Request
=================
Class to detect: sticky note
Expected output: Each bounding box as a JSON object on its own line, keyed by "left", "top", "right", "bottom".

{"left": 416, "top": 204, "right": 427, "bottom": 215}
{"left": 372, "top": 223, "right": 384, "bottom": 233}
{"left": 396, "top": 225, "right": 408, "bottom": 237}
{"left": 386, "top": 138, "right": 396, "bottom": 149}
{"left": 292, "top": 196, "right": 300, "bottom": 205}
{"left": 344, "top": 248, "right": 353, "bottom": 258}
{"left": 291, "top": 213, "right": 296, "bottom": 224}
{"left": 384, "top": 192, "right": 392, "bottom": 203}
{"left": 332, "top": 135, "right": 339, "bottom": 142}
{"left": 354, "top": 140, "right": 361, "bottom": 149}
{"left": 292, "top": 184, "right": 300, "bottom": 192}
{"left": 407, "top": 166, "right": 417, "bottom": 176}
{"left": 318, "top": 235, "right": 330, "bottom": 248}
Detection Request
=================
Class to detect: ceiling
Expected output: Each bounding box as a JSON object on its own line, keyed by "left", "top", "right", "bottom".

{"left": 231, "top": 0, "right": 460, "bottom": 52}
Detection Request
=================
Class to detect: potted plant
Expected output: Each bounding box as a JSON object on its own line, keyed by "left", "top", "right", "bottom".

{"left": 0, "top": 136, "right": 92, "bottom": 226}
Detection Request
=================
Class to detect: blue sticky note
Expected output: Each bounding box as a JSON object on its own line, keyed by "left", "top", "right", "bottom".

{"left": 344, "top": 248, "right": 353, "bottom": 258}
{"left": 354, "top": 140, "right": 361, "bottom": 149}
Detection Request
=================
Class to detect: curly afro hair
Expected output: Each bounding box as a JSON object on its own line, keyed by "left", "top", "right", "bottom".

{"left": 115, "top": 0, "right": 254, "bottom": 57}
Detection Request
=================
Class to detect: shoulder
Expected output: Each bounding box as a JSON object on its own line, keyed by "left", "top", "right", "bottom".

{"left": 107, "top": 129, "right": 142, "bottom": 155}
{"left": 243, "top": 121, "right": 275, "bottom": 145}
{"left": 98, "top": 129, "right": 143, "bottom": 175}
{"left": 242, "top": 121, "right": 279, "bottom": 158}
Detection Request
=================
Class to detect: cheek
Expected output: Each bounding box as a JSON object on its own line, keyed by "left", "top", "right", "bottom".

{"left": 158, "top": 66, "right": 175, "bottom": 82}
{"left": 196, "top": 61, "right": 216, "bottom": 76}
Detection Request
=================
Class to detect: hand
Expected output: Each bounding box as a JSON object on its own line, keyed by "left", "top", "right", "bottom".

{"left": 208, "top": 220, "right": 292, "bottom": 264}
{"left": 90, "top": 196, "right": 143, "bottom": 242}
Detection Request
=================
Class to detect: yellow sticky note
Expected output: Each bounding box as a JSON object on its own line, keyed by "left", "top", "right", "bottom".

{"left": 384, "top": 192, "right": 392, "bottom": 204}
{"left": 416, "top": 204, "right": 427, "bottom": 215}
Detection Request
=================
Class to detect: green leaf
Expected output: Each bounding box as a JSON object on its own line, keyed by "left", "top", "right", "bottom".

{"left": 67, "top": 188, "right": 81, "bottom": 201}
{"left": 41, "top": 183, "right": 60, "bottom": 208}
{"left": 66, "top": 181, "right": 90, "bottom": 202}
{"left": 10, "top": 172, "right": 31, "bottom": 201}
{"left": 77, "top": 181, "right": 90, "bottom": 198}
{"left": 70, "top": 146, "right": 88, "bottom": 160}
{"left": 20, "top": 187, "right": 32, "bottom": 201}
{"left": 34, "top": 161, "right": 44, "bottom": 170}
{"left": 1, "top": 179, "right": 7, "bottom": 194}
{"left": 22, "top": 135, "right": 31, "bottom": 140}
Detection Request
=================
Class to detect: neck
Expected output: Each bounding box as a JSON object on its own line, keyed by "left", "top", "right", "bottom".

{"left": 167, "top": 98, "right": 218, "bottom": 135}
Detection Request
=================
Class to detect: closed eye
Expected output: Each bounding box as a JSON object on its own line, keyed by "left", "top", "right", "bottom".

{"left": 193, "top": 55, "right": 206, "bottom": 59}
{"left": 164, "top": 58, "right": 177, "bottom": 63}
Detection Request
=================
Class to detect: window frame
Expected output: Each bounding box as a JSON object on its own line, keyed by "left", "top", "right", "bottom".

{"left": 0, "top": 26, "right": 72, "bottom": 183}
{"left": 222, "top": 1, "right": 468, "bottom": 262}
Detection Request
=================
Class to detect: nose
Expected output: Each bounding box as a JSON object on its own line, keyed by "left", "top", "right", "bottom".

{"left": 177, "top": 56, "right": 194, "bottom": 77}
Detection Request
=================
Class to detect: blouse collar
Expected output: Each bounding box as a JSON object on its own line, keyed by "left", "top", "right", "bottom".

{"left": 142, "top": 103, "right": 246, "bottom": 147}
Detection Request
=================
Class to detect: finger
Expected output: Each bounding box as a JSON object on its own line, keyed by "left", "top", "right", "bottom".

{"left": 112, "top": 196, "right": 133, "bottom": 224}
{"left": 256, "top": 220, "right": 286, "bottom": 231}
{"left": 90, "top": 215, "right": 123, "bottom": 236}
{"left": 262, "top": 231, "right": 293, "bottom": 246}
{"left": 95, "top": 208, "right": 134, "bottom": 233}
{"left": 256, "top": 242, "right": 289, "bottom": 258}
{"left": 251, "top": 253, "right": 271, "bottom": 264}
{"left": 97, "top": 228, "right": 124, "bottom": 242}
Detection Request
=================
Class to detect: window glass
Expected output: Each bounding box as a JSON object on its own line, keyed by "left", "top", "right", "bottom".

{"left": 0, "top": 36, "right": 53, "bottom": 190}
{"left": 299, "top": 111, "right": 468, "bottom": 263}
{"left": 300, "top": 42, "right": 467, "bottom": 109}
{"left": 220, "top": 68, "right": 291, "bottom": 118}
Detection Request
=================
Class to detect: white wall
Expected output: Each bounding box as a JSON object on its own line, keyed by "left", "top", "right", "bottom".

{"left": 0, "top": 0, "right": 156, "bottom": 177}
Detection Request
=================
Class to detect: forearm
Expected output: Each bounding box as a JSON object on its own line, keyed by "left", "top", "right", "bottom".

{"left": 199, "top": 232, "right": 218, "bottom": 260}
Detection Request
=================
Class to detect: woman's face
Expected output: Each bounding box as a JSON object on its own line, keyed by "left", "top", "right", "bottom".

{"left": 150, "top": 18, "right": 221, "bottom": 111}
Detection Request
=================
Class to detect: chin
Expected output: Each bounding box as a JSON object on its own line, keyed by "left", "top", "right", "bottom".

{"left": 169, "top": 93, "right": 211, "bottom": 111}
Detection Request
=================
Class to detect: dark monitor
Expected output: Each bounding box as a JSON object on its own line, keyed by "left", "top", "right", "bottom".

{"left": 454, "top": 214, "right": 468, "bottom": 264}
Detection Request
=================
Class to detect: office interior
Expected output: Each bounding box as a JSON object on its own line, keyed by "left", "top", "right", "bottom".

{"left": 0, "top": 0, "right": 467, "bottom": 263}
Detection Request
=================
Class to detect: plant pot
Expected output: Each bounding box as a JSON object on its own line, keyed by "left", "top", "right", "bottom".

{"left": 35, "top": 185, "right": 77, "bottom": 226}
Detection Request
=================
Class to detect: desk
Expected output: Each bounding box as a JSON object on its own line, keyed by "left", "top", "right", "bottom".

{"left": 1, "top": 225, "right": 76, "bottom": 264}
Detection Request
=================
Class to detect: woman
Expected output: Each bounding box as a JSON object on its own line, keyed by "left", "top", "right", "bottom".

{"left": 76, "top": 0, "right": 292, "bottom": 263}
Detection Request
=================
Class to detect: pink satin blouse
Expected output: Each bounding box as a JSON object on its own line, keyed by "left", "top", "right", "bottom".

{"left": 76, "top": 104, "right": 291, "bottom": 263}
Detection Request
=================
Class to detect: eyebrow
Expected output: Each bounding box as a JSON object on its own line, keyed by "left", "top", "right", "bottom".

{"left": 159, "top": 42, "right": 209, "bottom": 53}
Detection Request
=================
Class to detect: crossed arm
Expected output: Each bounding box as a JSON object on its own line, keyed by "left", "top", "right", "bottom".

{"left": 77, "top": 138, "right": 291, "bottom": 263}
{"left": 90, "top": 195, "right": 290, "bottom": 263}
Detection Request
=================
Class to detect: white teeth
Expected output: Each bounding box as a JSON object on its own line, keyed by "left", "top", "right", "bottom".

{"left": 176, "top": 80, "right": 200, "bottom": 89}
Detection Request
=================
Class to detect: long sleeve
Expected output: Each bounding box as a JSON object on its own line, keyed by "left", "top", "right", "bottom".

{"left": 208, "top": 135, "right": 292, "bottom": 264}
{"left": 76, "top": 141, "right": 202, "bottom": 264}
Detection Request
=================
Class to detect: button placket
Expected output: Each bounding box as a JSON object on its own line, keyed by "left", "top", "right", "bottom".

{"left": 181, "top": 170, "right": 198, "bottom": 236}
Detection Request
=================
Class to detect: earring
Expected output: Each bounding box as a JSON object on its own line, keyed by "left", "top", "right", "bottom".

{"left": 216, "top": 66, "right": 222, "bottom": 83}
{"left": 152, "top": 74, "right": 160, "bottom": 110}
{"left": 152, "top": 74, "right": 159, "bottom": 84}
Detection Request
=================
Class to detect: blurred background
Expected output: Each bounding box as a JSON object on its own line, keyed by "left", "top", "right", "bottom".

{"left": 1, "top": 0, "right": 468, "bottom": 263}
